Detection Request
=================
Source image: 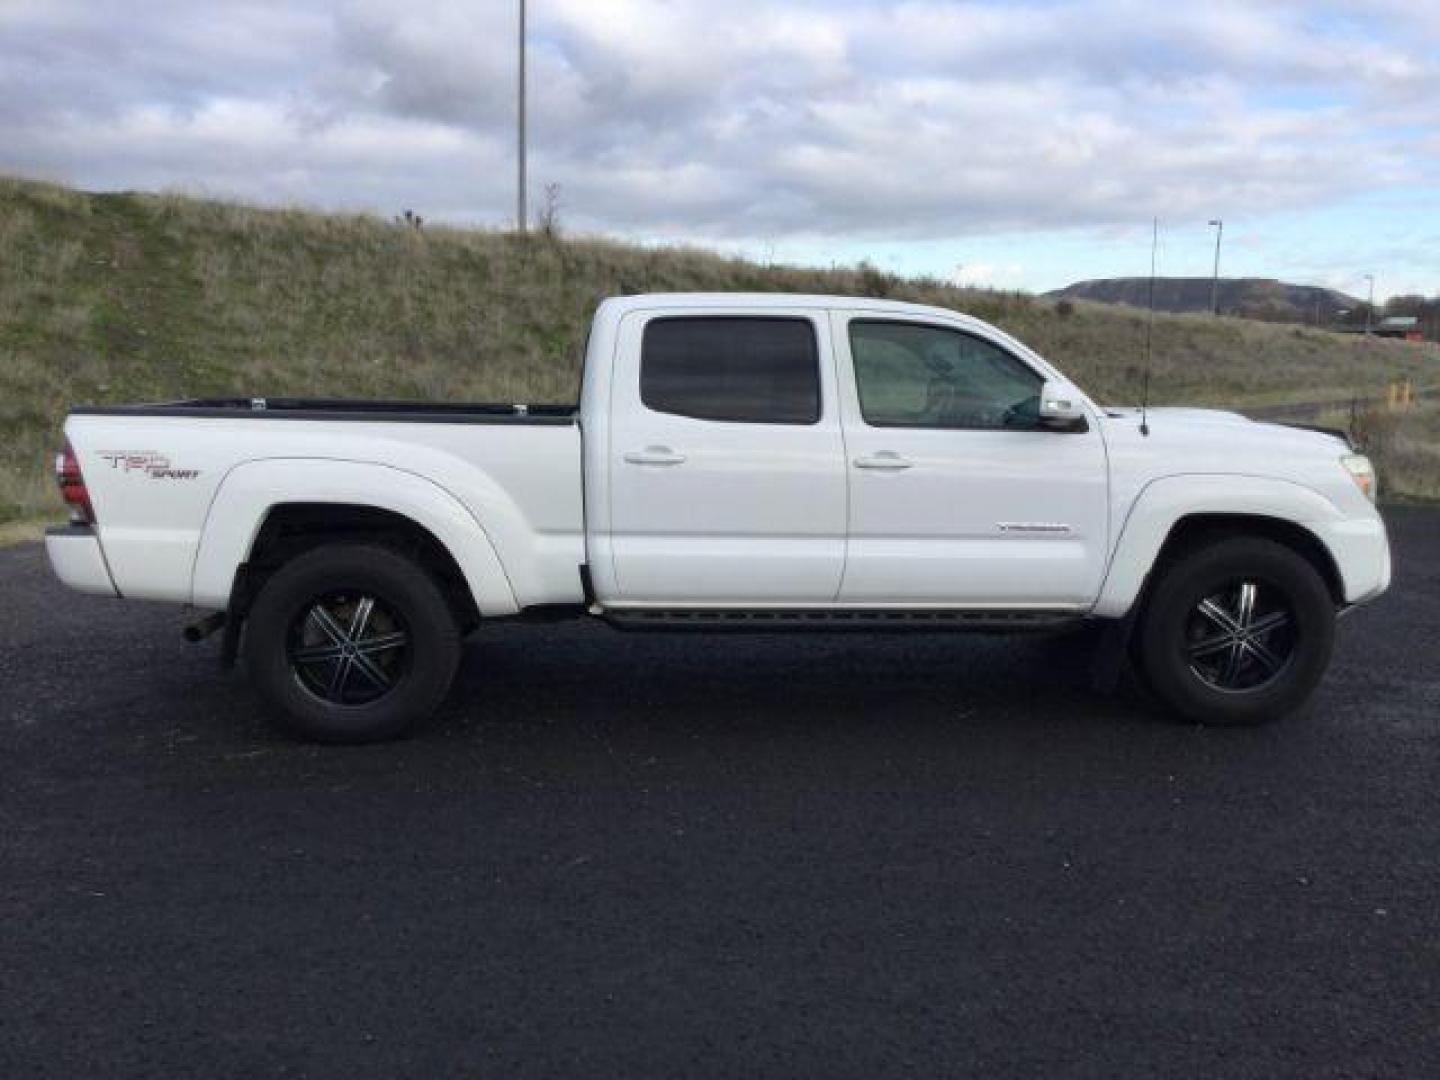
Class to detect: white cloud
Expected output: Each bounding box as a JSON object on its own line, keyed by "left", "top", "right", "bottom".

{"left": 952, "top": 262, "right": 1027, "bottom": 289}
{"left": 0, "top": 0, "right": 1435, "bottom": 278}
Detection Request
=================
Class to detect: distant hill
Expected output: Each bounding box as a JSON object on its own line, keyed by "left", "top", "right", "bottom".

{"left": 1047, "top": 277, "right": 1358, "bottom": 323}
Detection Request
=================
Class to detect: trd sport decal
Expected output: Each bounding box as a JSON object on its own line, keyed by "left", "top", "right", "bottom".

{"left": 99, "top": 452, "right": 201, "bottom": 480}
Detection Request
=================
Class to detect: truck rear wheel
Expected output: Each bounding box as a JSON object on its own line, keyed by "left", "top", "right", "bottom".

{"left": 244, "top": 544, "right": 461, "bottom": 743}
{"left": 1136, "top": 536, "right": 1336, "bottom": 726}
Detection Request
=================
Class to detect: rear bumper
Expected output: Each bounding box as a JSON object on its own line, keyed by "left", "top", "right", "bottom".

{"left": 45, "top": 525, "right": 119, "bottom": 598}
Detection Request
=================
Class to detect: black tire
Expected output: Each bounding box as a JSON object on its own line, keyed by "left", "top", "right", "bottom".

{"left": 1136, "top": 536, "right": 1335, "bottom": 726}
{"left": 244, "top": 544, "right": 461, "bottom": 743}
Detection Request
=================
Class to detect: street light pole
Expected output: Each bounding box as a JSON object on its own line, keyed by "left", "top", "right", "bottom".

{"left": 1364, "top": 274, "right": 1374, "bottom": 335}
{"left": 516, "top": 0, "right": 527, "bottom": 234}
{"left": 1208, "top": 219, "right": 1223, "bottom": 315}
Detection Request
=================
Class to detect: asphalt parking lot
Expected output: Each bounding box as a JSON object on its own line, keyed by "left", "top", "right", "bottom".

{"left": 2, "top": 509, "right": 1437, "bottom": 1078}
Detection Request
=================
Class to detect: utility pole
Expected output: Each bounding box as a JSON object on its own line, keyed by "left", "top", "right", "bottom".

{"left": 1208, "top": 219, "right": 1223, "bottom": 315}
{"left": 516, "top": 0, "right": 527, "bottom": 234}
{"left": 1364, "top": 274, "right": 1374, "bottom": 335}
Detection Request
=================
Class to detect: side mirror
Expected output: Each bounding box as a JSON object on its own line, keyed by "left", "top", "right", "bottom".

{"left": 1038, "top": 381, "right": 1088, "bottom": 432}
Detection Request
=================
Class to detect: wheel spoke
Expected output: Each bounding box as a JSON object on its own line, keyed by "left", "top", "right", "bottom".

{"left": 1235, "top": 581, "right": 1258, "bottom": 630}
{"left": 1188, "top": 632, "right": 1234, "bottom": 660}
{"left": 326, "top": 654, "right": 354, "bottom": 697}
{"left": 292, "top": 642, "right": 348, "bottom": 664}
{"left": 1244, "top": 637, "right": 1285, "bottom": 674}
{"left": 348, "top": 596, "right": 376, "bottom": 641}
{"left": 355, "top": 630, "right": 408, "bottom": 656}
{"left": 1197, "top": 597, "right": 1242, "bottom": 635}
{"left": 308, "top": 605, "right": 348, "bottom": 646}
{"left": 1248, "top": 610, "right": 1290, "bottom": 637}
{"left": 1219, "top": 640, "right": 1245, "bottom": 684}
{"left": 348, "top": 654, "right": 392, "bottom": 690}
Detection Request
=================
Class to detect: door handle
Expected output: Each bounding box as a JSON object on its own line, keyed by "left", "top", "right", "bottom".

{"left": 853, "top": 452, "right": 913, "bottom": 470}
{"left": 624, "top": 446, "right": 687, "bottom": 466}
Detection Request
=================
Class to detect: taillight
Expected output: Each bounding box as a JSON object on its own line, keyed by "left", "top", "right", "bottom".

{"left": 55, "top": 439, "right": 95, "bottom": 524}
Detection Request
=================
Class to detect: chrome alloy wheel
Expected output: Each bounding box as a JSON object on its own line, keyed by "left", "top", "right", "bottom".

{"left": 287, "top": 592, "right": 410, "bottom": 706}
{"left": 1185, "top": 579, "right": 1297, "bottom": 693}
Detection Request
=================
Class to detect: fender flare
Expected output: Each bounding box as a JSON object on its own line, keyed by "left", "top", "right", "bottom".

{"left": 1093, "top": 474, "right": 1343, "bottom": 618}
{"left": 190, "top": 458, "right": 519, "bottom": 616}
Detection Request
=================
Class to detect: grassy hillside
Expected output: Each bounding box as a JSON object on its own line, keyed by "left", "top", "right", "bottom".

{"left": 3, "top": 175, "right": 1437, "bottom": 522}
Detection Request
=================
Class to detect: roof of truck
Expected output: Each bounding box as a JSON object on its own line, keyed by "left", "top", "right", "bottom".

{"left": 600, "top": 292, "right": 974, "bottom": 321}
{"left": 594, "top": 292, "right": 1056, "bottom": 374}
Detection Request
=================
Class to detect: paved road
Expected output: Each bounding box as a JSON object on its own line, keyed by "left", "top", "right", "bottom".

{"left": 2, "top": 511, "right": 1438, "bottom": 1078}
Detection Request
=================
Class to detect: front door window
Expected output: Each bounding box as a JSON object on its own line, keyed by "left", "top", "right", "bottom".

{"left": 850, "top": 320, "right": 1042, "bottom": 431}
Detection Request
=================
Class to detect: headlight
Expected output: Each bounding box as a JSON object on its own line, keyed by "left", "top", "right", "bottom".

{"left": 1341, "top": 453, "right": 1377, "bottom": 503}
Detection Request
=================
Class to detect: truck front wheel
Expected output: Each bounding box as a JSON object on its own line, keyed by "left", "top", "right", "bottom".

{"left": 244, "top": 544, "right": 461, "bottom": 743}
{"left": 1136, "top": 536, "right": 1336, "bottom": 725}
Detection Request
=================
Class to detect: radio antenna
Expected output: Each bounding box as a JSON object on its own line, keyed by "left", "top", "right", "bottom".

{"left": 1140, "top": 216, "right": 1157, "bottom": 437}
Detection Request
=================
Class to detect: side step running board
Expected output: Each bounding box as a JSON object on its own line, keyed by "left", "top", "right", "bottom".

{"left": 602, "top": 609, "right": 1086, "bottom": 633}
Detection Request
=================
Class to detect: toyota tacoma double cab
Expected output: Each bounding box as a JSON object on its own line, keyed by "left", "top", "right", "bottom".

{"left": 46, "top": 293, "right": 1390, "bottom": 742}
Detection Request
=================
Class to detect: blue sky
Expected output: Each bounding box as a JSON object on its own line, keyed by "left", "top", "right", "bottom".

{"left": 2, "top": 0, "right": 1436, "bottom": 300}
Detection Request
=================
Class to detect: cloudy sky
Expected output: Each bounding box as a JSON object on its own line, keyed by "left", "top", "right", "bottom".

{"left": 2, "top": 0, "right": 1436, "bottom": 297}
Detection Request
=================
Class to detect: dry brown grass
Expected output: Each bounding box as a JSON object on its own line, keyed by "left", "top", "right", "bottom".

{"left": 2, "top": 174, "right": 1437, "bottom": 521}
{"left": 0, "top": 517, "right": 52, "bottom": 547}
{"left": 1319, "top": 402, "right": 1440, "bottom": 502}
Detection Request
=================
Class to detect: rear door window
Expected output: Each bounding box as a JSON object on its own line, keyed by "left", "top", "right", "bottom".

{"left": 641, "top": 317, "right": 820, "bottom": 424}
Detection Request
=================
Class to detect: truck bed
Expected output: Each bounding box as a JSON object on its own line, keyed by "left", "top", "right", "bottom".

{"left": 64, "top": 399, "right": 586, "bottom": 611}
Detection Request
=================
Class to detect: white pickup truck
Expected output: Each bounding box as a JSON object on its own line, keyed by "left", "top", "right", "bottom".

{"left": 46, "top": 293, "right": 1390, "bottom": 742}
